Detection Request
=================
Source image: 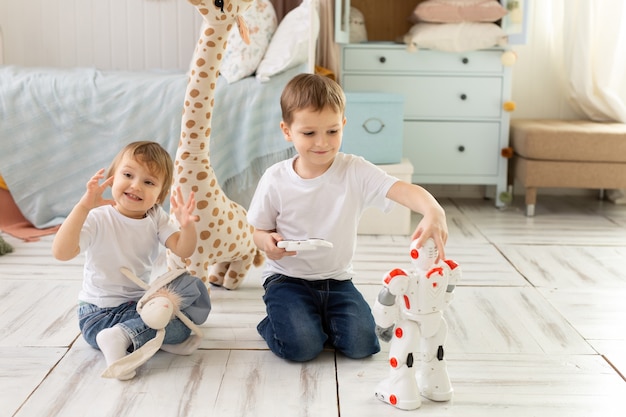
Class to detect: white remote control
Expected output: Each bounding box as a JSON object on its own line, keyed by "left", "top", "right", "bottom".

{"left": 277, "top": 239, "right": 334, "bottom": 251}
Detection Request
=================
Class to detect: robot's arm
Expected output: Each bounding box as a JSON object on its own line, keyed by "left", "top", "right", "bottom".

{"left": 373, "top": 286, "right": 397, "bottom": 333}
{"left": 442, "top": 259, "right": 461, "bottom": 304}
{"left": 383, "top": 268, "right": 410, "bottom": 295}
{"left": 373, "top": 291, "right": 396, "bottom": 342}
{"left": 372, "top": 268, "right": 409, "bottom": 342}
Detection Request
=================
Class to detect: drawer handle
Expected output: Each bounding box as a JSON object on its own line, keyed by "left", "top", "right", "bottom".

{"left": 462, "top": 57, "right": 469, "bottom": 64}
{"left": 362, "top": 118, "right": 385, "bottom": 134}
{"left": 379, "top": 56, "right": 386, "bottom": 64}
{"left": 460, "top": 94, "right": 467, "bottom": 101}
{"left": 458, "top": 145, "right": 465, "bottom": 152}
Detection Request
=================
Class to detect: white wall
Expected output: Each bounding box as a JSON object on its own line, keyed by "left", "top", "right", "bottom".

{"left": 0, "top": 0, "right": 202, "bottom": 71}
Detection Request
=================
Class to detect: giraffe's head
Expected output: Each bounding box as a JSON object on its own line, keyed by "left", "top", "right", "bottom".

{"left": 189, "top": 0, "right": 254, "bottom": 43}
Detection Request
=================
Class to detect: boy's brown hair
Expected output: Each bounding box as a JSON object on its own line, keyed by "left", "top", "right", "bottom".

{"left": 280, "top": 73, "right": 346, "bottom": 126}
{"left": 107, "top": 141, "right": 174, "bottom": 205}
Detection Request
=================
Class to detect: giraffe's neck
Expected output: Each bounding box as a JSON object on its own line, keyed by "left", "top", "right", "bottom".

{"left": 178, "top": 20, "right": 231, "bottom": 158}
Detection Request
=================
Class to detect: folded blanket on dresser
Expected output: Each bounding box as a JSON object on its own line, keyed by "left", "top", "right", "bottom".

{"left": 0, "top": 65, "right": 299, "bottom": 228}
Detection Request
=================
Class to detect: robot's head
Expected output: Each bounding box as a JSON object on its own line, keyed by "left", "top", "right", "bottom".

{"left": 409, "top": 238, "right": 438, "bottom": 271}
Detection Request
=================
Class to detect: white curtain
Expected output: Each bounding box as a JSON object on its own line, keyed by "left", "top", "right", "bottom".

{"left": 537, "top": 0, "right": 626, "bottom": 202}
{"left": 539, "top": 0, "right": 626, "bottom": 123}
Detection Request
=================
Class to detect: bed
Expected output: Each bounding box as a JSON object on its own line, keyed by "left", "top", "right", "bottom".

{"left": 0, "top": 0, "right": 333, "bottom": 230}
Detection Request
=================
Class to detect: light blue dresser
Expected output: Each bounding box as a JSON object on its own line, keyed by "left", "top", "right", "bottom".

{"left": 342, "top": 92, "right": 404, "bottom": 164}
{"left": 340, "top": 44, "right": 513, "bottom": 207}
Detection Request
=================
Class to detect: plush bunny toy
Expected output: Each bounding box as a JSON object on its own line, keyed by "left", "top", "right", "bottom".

{"left": 101, "top": 268, "right": 208, "bottom": 379}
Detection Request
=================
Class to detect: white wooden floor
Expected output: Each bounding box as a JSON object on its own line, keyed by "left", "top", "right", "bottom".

{"left": 2, "top": 195, "right": 626, "bottom": 417}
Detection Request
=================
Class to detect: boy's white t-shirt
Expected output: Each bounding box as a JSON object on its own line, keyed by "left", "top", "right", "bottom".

{"left": 78, "top": 205, "right": 178, "bottom": 307}
{"left": 247, "top": 153, "right": 399, "bottom": 281}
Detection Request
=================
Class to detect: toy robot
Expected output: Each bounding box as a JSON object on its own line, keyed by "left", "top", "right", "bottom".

{"left": 373, "top": 238, "right": 461, "bottom": 410}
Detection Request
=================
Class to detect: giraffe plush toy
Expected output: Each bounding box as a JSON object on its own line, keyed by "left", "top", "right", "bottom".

{"left": 167, "top": 0, "right": 264, "bottom": 290}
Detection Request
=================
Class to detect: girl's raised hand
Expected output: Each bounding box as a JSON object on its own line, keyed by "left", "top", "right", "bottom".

{"left": 170, "top": 186, "right": 199, "bottom": 227}
{"left": 78, "top": 169, "right": 115, "bottom": 211}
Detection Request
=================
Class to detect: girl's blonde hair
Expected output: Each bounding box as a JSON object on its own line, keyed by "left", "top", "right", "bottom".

{"left": 280, "top": 73, "right": 346, "bottom": 126}
{"left": 107, "top": 141, "right": 174, "bottom": 205}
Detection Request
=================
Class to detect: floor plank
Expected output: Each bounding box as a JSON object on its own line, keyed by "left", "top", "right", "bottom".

{"left": 498, "top": 244, "right": 626, "bottom": 288}
{"left": 1, "top": 347, "right": 67, "bottom": 417}
{"left": 0, "top": 279, "right": 81, "bottom": 347}
{"left": 590, "top": 339, "right": 626, "bottom": 380}
{"left": 212, "top": 350, "right": 338, "bottom": 417}
{"left": 537, "top": 287, "right": 626, "bottom": 341}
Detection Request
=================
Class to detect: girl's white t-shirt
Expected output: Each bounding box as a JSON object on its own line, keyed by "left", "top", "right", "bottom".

{"left": 247, "top": 153, "right": 398, "bottom": 281}
{"left": 78, "top": 205, "right": 178, "bottom": 307}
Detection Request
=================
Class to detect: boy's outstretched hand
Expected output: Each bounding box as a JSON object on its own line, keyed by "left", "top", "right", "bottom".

{"left": 411, "top": 212, "right": 448, "bottom": 263}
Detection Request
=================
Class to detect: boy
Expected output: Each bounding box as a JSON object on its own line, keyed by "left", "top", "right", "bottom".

{"left": 247, "top": 74, "right": 448, "bottom": 362}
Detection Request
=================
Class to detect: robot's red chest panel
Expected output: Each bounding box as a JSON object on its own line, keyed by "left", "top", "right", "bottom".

{"left": 425, "top": 267, "right": 446, "bottom": 295}
{"left": 404, "top": 268, "right": 447, "bottom": 314}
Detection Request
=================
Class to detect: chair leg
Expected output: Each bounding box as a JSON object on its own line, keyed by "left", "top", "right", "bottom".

{"left": 525, "top": 187, "right": 537, "bottom": 217}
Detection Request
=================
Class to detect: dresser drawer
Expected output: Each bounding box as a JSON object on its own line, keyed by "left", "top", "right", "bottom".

{"left": 404, "top": 121, "right": 500, "bottom": 176}
{"left": 343, "top": 74, "right": 503, "bottom": 119}
{"left": 342, "top": 92, "right": 404, "bottom": 164}
{"left": 342, "top": 46, "right": 504, "bottom": 74}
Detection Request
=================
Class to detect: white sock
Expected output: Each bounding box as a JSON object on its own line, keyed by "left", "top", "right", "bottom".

{"left": 161, "top": 334, "right": 202, "bottom": 355}
{"left": 96, "top": 326, "right": 132, "bottom": 366}
{"left": 97, "top": 327, "right": 136, "bottom": 380}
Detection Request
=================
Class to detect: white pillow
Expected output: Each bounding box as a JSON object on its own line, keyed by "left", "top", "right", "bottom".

{"left": 255, "top": 0, "right": 319, "bottom": 82}
{"left": 220, "top": 0, "right": 277, "bottom": 84}
{"left": 413, "top": 0, "right": 509, "bottom": 23}
{"left": 404, "top": 22, "right": 508, "bottom": 53}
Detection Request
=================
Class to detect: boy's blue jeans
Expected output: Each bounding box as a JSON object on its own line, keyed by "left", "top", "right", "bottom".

{"left": 257, "top": 275, "right": 380, "bottom": 362}
{"left": 79, "top": 273, "right": 211, "bottom": 353}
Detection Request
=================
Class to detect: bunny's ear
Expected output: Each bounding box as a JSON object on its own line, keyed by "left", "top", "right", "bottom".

{"left": 236, "top": 15, "right": 250, "bottom": 45}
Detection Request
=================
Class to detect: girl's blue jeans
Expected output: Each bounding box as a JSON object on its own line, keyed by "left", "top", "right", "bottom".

{"left": 257, "top": 274, "right": 380, "bottom": 362}
{"left": 78, "top": 273, "right": 211, "bottom": 353}
{"left": 79, "top": 302, "right": 193, "bottom": 352}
